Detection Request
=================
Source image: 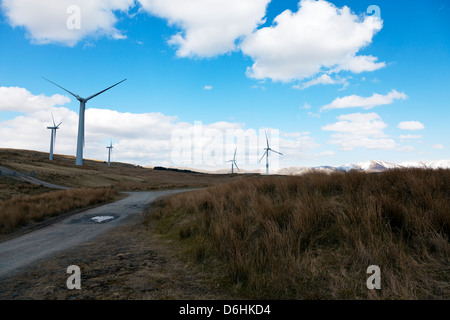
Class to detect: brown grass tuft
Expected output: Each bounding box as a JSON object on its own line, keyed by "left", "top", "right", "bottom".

{"left": 0, "top": 188, "right": 118, "bottom": 234}
{"left": 144, "top": 168, "right": 450, "bottom": 299}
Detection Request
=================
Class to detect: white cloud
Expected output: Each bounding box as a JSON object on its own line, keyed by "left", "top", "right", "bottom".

{"left": 138, "top": 0, "right": 270, "bottom": 58}
{"left": 1, "top": 0, "right": 134, "bottom": 46}
{"left": 240, "top": 0, "right": 385, "bottom": 82}
{"left": 322, "top": 112, "right": 396, "bottom": 151}
{"left": 321, "top": 89, "right": 407, "bottom": 111}
{"left": 397, "top": 121, "right": 425, "bottom": 131}
{"left": 432, "top": 144, "right": 445, "bottom": 150}
{"left": 297, "top": 74, "right": 349, "bottom": 90}
{"left": 334, "top": 54, "right": 385, "bottom": 73}
{"left": 399, "top": 134, "right": 422, "bottom": 140}
{"left": 203, "top": 85, "right": 213, "bottom": 90}
{"left": 0, "top": 86, "right": 70, "bottom": 113}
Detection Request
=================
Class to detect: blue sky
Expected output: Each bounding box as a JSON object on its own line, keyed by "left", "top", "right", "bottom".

{"left": 0, "top": 0, "right": 449, "bottom": 171}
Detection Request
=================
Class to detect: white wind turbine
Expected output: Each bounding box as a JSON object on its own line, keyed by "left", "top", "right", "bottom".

{"left": 106, "top": 140, "right": 113, "bottom": 167}
{"left": 47, "top": 113, "right": 61, "bottom": 161}
{"left": 43, "top": 77, "right": 126, "bottom": 166}
{"left": 226, "top": 148, "right": 239, "bottom": 174}
{"left": 259, "top": 130, "right": 282, "bottom": 175}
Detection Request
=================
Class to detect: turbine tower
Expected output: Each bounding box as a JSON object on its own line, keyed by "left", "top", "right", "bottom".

{"left": 43, "top": 77, "right": 126, "bottom": 166}
{"left": 47, "top": 113, "right": 61, "bottom": 161}
{"left": 226, "top": 148, "right": 239, "bottom": 174}
{"left": 259, "top": 130, "right": 282, "bottom": 175}
{"left": 106, "top": 141, "right": 113, "bottom": 167}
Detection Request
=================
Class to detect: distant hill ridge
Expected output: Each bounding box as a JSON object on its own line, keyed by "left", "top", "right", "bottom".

{"left": 277, "top": 160, "right": 450, "bottom": 175}
{"left": 170, "top": 160, "right": 450, "bottom": 175}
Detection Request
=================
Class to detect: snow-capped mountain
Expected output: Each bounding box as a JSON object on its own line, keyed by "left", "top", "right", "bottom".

{"left": 399, "top": 160, "right": 450, "bottom": 170}
{"left": 276, "top": 160, "right": 450, "bottom": 175}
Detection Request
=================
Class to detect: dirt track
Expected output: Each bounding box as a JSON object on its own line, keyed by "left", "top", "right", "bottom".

{"left": 0, "top": 189, "right": 230, "bottom": 300}
{"left": 0, "top": 165, "right": 70, "bottom": 190}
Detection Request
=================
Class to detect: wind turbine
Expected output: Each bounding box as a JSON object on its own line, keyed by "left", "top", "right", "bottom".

{"left": 259, "top": 130, "right": 282, "bottom": 175}
{"left": 227, "top": 148, "right": 239, "bottom": 174}
{"left": 43, "top": 77, "right": 126, "bottom": 166}
{"left": 106, "top": 140, "right": 113, "bottom": 167}
{"left": 47, "top": 113, "right": 61, "bottom": 161}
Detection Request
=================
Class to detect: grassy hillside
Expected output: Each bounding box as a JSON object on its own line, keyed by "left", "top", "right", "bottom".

{"left": 0, "top": 176, "right": 59, "bottom": 201}
{"left": 0, "top": 148, "right": 253, "bottom": 237}
{"left": 144, "top": 168, "right": 450, "bottom": 299}
{"left": 0, "top": 148, "right": 250, "bottom": 190}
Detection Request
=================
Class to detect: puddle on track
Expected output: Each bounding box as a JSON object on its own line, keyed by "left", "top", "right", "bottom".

{"left": 69, "top": 214, "right": 119, "bottom": 224}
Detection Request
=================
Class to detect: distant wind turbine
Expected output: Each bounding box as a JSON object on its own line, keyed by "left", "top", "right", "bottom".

{"left": 259, "top": 130, "right": 282, "bottom": 175}
{"left": 47, "top": 113, "right": 61, "bottom": 161}
{"left": 106, "top": 140, "right": 113, "bottom": 167}
{"left": 227, "top": 148, "right": 239, "bottom": 174}
{"left": 43, "top": 77, "right": 126, "bottom": 166}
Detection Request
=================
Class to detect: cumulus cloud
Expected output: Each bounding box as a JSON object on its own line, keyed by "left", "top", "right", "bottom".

{"left": 138, "top": 0, "right": 270, "bottom": 58}
{"left": 2, "top": 0, "right": 387, "bottom": 85}
{"left": 397, "top": 121, "right": 425, "bottom": 131}
{"left": 0, "top": 86, "right": 71, "bottom": 113}
{"left": 1, "top": 0, "right": 134, "bottom": 46}
{"left": 320, "top": 90, "right": 407, "bottom": 112}
{"left": 322, "top": 112, "right": 396, "bottom": 151}
{"left": 296, "top": 74, "right": 349, "bottom": 90}
{"left": 279, "top": 131, "right": 320, "bottom": 153}
{"left": 241, "top": 0, "right": 385, "bottom": 82}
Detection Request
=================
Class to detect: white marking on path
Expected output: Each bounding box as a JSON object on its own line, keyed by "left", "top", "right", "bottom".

{"left": 91, "top": 216, "right": 115, "bottom": 223}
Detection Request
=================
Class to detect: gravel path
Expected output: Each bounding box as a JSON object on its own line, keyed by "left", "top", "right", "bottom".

{"left": 0, "top": 188, "right": 231, "bottom": 300}
{"left": 0, "top": 190, "right": 192, "bottom": 280}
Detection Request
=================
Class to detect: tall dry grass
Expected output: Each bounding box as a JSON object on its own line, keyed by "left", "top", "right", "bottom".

{"left": 145, "top": 168, "right": 450, "bottom": 299}
{"left": 0, "top": 188, "right": 118, "bottom": 234}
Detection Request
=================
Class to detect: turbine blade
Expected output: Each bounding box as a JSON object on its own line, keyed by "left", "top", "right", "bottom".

{"left": 51, "top": 112, "right": 56, "bottom": 127}
{"left": 233, "top": 147, "right": 237, "bottom": 161}
{"left": 265, "top": 130, "right": 269, "bottom": 149}
{"left": 85, "top": 79, "right": 127, "bottom": 101}
{"left": 270, "top": 149, "right": 283, "bottom": 155}
{"left": 43, "top": 77, "right": 79, "bottom": 99}
{"left": 234, "top": 161, "right": 239, "bottom": 171}
{"left": 259, "top": 151, "right": 267, "bottom": 163}
{"left": 56, "top": 122, "right": 62, "bottom": 128}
